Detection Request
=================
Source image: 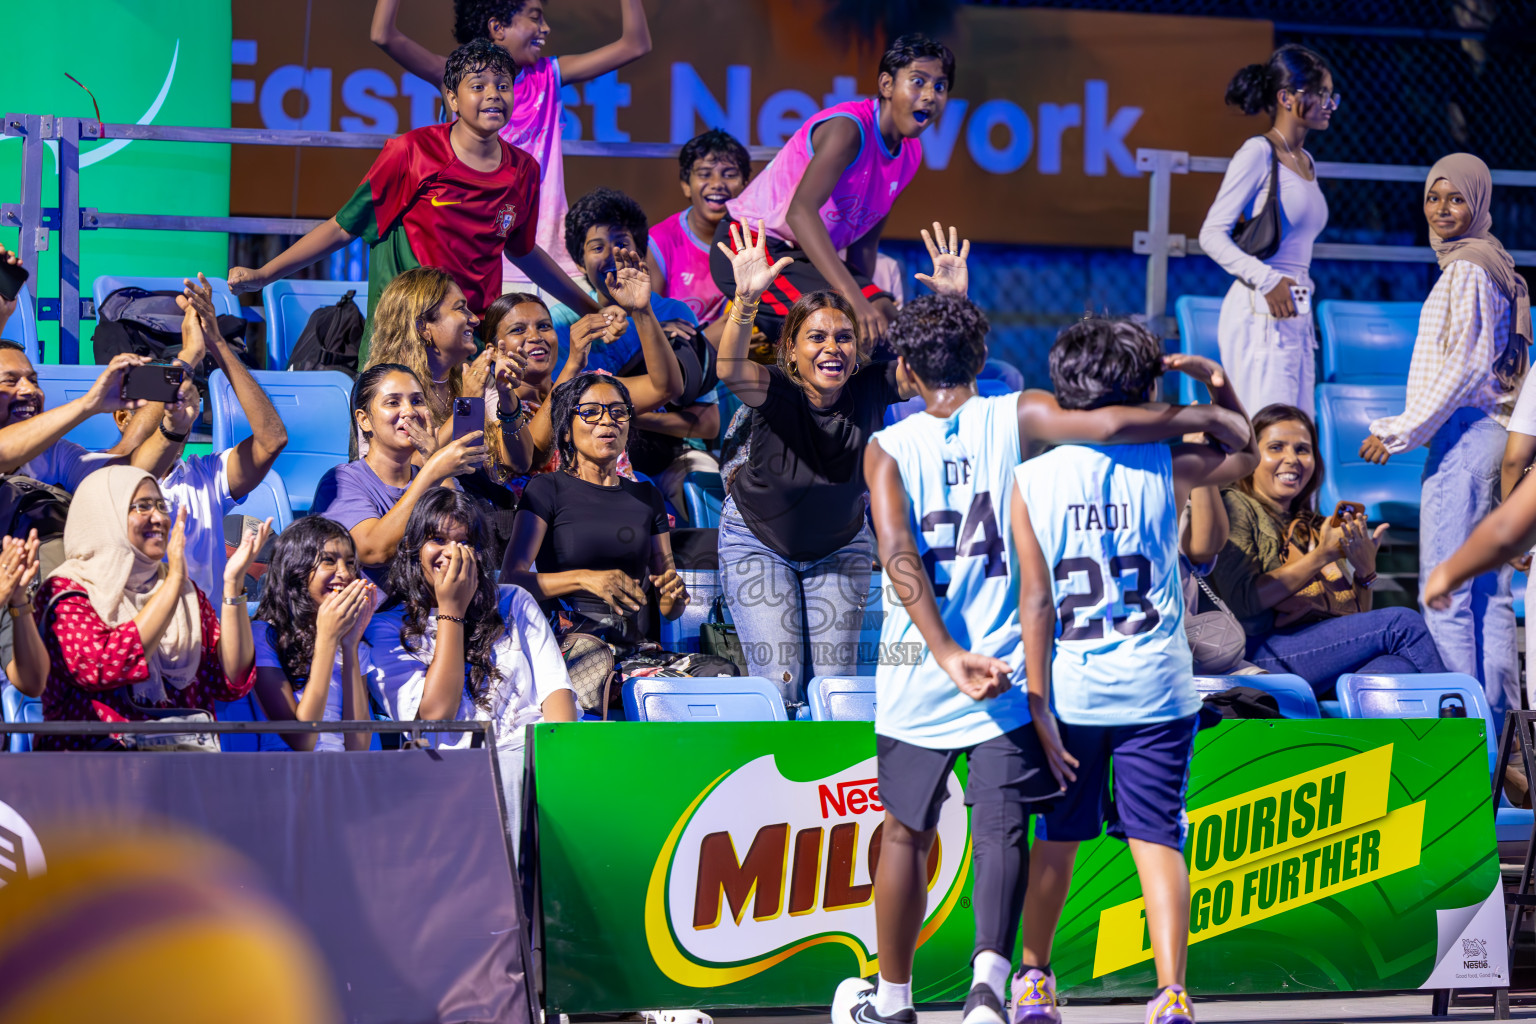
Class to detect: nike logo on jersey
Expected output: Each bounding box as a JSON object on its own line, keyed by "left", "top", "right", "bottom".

{"left": 430, "top": 196, "right": 463, "bottom": 206}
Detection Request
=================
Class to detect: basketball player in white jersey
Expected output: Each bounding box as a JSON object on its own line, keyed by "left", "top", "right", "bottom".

{"left": 1012, "top": 319, "right": 1256, "bottom": 1024}
{"left": 832, "top": 236, "right": 1253, "bottom": 1024}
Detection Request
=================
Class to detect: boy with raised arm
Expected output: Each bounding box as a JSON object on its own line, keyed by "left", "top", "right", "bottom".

{"left": 228, "top": 40, "right": 597, "bottom": 361}
{"left": 370, "top": 0, "right": 651, "bottom": 284}
{"left": 709, "top": 34, "right": 953, "bottom": 348}
{"left": 835, "top": 231, "right": 1253, "bottom": 1024}
{"left": 1011, "top": 320, "right": 1257, "bottom": 1024}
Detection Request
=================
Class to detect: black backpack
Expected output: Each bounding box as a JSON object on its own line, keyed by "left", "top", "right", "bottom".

{"left": 0, "top": 476, "right": 71, "bottom": 543}
{"left": 286, "top": 290, "right": 364, "bottom": 378}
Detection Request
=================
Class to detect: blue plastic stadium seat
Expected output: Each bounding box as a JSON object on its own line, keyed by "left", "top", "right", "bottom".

{"left": 622, "top": 676, "right": 787, "bottom": 722}
{"left": 33, "top": 363, "right": 125, "bottom": 451}
{"left": 229, "top": 470, "right": 295, "bottom": 533}
{"left": 855, "top": 573, "right": 885, "bottom": 676}
{"left": 1514, "top": 570, "right": 1526, "bottom": 621}
{"left": 1497, "top": 807, "right": 1534, "bottom": 844}
{"left": 658, "top": 567, "right": 722, "bottom": 654}
{"left": 214, "top": 693, "right": 261, "bottom": 752}
{"left": 682, "top": 470, "right": 724, "bottom": 528}
{"left": 209, "top": 369, "right": 353, "bottom": 513}
{"left": 1173, "top": 296, "right": 1224, "bottom": 405}
{"left": 1, "top": 681, "right": 42, "bottom": 753}
{"left": 883, "top": 378, "right": 1013, "bottom": 427}
{"left": 808, "top": 676, "right": 876, "bottom": 722}
{"left": 1193, "top": 673, "right": 1320, "bottom": 719}
{"left": 1317, "top": 300, "right": 1420, "bottom": 384}
{"left": 1315, "top": 384, "right": 1426, "bottom": 528}
{"left": 92, "top": 275, "right": 241, "bottom": 318}
{"left": 977, "top": 359, "right": 1025, "bottom": 391}
{"left": 0, "top": 283, "right": 41, "bottom": 362}
{"left": 1336, "top": 671, "right": 1495, "bottom": 770}
{"left": 261, "top": 279, "right": 368, "bottom": 371}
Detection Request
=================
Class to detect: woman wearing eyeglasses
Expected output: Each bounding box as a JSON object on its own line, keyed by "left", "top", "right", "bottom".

{"left": 501, "top": 371, "right": 689, "bottom": 658}
{"left": 34, "top": 466, "right": 270, "bottom": 750}
{"left": 1199, "top": 44, "right": 1336, "bottom": 419}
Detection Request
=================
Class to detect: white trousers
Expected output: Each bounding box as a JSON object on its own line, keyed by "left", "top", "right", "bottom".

{"left": 1216, "top": 276, "right": 1318, "bottom": 420}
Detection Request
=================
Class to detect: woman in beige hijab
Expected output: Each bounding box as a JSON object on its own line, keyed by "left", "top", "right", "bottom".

{"left": 35, "top": 465, "right": 270, "bottom": 750}
{"left": 1360, "top": 152, "right": 1529, "bottom": 726}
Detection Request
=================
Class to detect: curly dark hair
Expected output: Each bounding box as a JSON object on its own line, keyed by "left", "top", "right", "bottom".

{"left": 444, "top": 38, "right": 518, "bottom": 94}
{"left": 1049, "top": 317, "right": 1163, "bottom": 411}
{"left": 452, "top": 0, "right": 531, "bottom": 45}
{"left": 564, "top": 186, "right": 650, "bottom": 265}
{"left": 879, "top": 33, "right": 956, "bottom": 89}
{"left": 252, "top": 517, "right": 361, "bottom": 688}
{"left": 550, "top": 371, "right": 634, "bottom": 472}
{"left": 887, "top": 294, "right": 990, "bottom": 389}
{"left": 678, "top": 129, "right": 752, "bottom": 183}
{"left": 387, "top": 489, "right": 505, "bottom": 711}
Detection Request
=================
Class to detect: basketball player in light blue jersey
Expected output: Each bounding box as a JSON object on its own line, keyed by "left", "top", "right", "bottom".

{"left": 832, "top": 229, "right": 1254, "bottom": 1024}
{"left": 1011, "top": 319, "right": 1257, "bottom": 1024}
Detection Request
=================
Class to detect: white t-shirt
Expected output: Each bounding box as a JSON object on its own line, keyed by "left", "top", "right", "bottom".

{"left": 1509, "top": 370, "right": 1536, "bottom": 438}
{"left": 160, "top": 451, "right": 237, "bottom": 600}
{"left": 364, "top": 584, "right": 572, "bottom": 750}
{"left": 1198, "top": 136, "right": 1330, "bottom": 295}
{"left": 252, "top": 620, "right": 374, "bottom": 753}
{"left": 22, "top": 437, "right": 114, "bottom": 493}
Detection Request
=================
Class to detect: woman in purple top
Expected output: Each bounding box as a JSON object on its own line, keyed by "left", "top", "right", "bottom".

{"left": 311, "top": 363, "right": 487, "bottom": 588}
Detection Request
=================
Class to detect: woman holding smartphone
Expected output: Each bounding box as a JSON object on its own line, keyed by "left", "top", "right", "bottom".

{"left": 1199, "top": 45, "right": 1335, "bottom": 418}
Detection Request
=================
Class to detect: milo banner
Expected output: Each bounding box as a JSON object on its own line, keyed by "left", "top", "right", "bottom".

{"left": 533, "top": 719, "right": 1505, "bottom": 1012}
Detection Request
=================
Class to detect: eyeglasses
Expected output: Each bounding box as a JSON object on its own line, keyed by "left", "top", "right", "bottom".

{"left": 1295, "top": 89, "right": 1341, "bottom": 112}
{"left": 127, "top": 499, "right": 172, "bottom": 516}
{"left": 574, "top": 402, "right": 633, "bottom": 424}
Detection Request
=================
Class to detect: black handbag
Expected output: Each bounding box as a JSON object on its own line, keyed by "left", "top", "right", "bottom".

{"left": 699, "top": 596, "right": 747, "bottom": 675}
{"left": 1230, "top": 136, "right": 1282, "bottom": 261}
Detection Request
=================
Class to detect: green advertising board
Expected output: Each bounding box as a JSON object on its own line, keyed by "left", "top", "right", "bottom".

{"left": 534, "top": 719, "right": 1505, "bottom": 1012}
{"left": 2, "top": 2, "right": 231, "bottom": 362}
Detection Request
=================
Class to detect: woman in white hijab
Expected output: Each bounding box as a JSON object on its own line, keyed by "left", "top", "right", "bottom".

{"left": 35, "top": 465, "right": 270, "bottom": 750}
{"left": 1362, "top": 153, "right": 1530, "bottom": 720}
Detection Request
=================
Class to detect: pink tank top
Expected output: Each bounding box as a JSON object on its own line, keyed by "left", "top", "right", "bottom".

{"left": 649, "top": 210, "right": 726, "bottom": 321}
{"left": 727, "top": 99, "right": 922, "bottom": 253}
{"left": 500, "top": 57, "right": 582, "bottom": 283}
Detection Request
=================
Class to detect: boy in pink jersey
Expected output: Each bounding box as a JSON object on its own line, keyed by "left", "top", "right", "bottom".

{"left": 370, "top": 0, "right": 653, "bottom": 284}
{"left": 647, "top": 130, "right": 753, "bottom": 324}
{"left": 709, "top": 33, "right": 953, "bottom": 348}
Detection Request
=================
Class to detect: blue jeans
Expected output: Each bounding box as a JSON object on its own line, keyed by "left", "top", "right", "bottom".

{"left": 1419, "top": 409, "right": 1518, "bottom": 716}
{"left": 718, "top": 496, "right": 874, "bottom": 705}
{"left": 1247, "top": 606, "right": 1446, "bottom": 695}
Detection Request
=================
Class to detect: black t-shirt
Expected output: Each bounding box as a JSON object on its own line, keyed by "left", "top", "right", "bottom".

{"left": 513, "top": 470, "right": 670, "bottom": 642}
{"left": 731, "top": 361, "right": 902, "bottom": 562}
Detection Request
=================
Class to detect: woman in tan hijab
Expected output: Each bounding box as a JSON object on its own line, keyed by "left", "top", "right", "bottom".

{"left": 1360, "top": 152, "right": 1530, "bottom": 722}
{"left": 34, "top": 465, "right": 271, "bottom": 750}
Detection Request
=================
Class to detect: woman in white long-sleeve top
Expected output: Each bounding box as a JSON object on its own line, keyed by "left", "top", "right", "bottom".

{"left": 1199, "top": 45, "right": 1335, "bottom": 418}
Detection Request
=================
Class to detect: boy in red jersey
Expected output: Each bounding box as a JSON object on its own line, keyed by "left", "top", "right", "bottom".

{"left": 228, "top": 40, "right": 597, "bottom": 363}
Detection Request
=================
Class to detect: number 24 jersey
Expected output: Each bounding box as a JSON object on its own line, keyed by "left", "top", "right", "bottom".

{"left": 1012, "top": 443, "right": 1199, "bottom": 727}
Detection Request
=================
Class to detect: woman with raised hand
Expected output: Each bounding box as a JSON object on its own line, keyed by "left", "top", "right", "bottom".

{"left": 1200, "top": 45, "right": 1335, "bottom": 418}
{"left": 35, "top": 466, "right": 270, "bottom": 750}
{"left": 251, "top": 517, "right": 377, "bottom": 752}
{"left": 367, "top": 488, "right": 578, "bottom": 856}
{"left": 710, "top": 220, "right": 927, "bottom": 704}
{"left": 312, "top": 363, "right": 488, "bottom": 588}
{"left": 0, "top": 529, "right": 45, "bottom": 698}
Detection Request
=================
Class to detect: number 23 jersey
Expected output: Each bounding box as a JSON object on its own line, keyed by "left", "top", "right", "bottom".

{"left": 1012, "top": 443, "right": 1198, "bottom": 727}
{"left": 870, "top": 393, "right": 1030, "bottom": 750}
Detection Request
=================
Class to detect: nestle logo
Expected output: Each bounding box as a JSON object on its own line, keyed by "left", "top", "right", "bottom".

{"left": 819, "top": 778, "right": 882, "bottom": 818}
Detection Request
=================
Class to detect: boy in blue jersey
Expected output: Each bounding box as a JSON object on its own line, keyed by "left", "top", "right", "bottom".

{"left": 1010, "top": 319, "right": 1257, "bottom": 1024}
{"left": 833, "top": 233, "right": 1254, "bottom": 1024}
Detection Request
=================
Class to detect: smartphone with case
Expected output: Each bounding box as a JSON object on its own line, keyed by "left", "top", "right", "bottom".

{"left": 1290, "top": 283, "right": 1313, "bottom": 316}
{"left": 0, "top": 259, "right": 28, "bottom": 303}
{"left": 120, "top": 362, "right": 185, "bottom": 404}
{"left": 452, "top": 395, "right": 485, "bottom": 442}
{"left": 1330, "top": 500, "right": 1365, "bottom": 527}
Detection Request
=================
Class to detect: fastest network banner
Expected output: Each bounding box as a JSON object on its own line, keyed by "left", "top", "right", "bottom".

{"left": 229, "top": 0, "right": 1270, "bottom": 246}
{"left": 534, "top": 719, "right": 1504, "bottom": 1012}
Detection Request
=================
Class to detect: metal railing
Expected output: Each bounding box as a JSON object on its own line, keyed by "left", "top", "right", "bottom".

{"left": 0, "top": 717, "right": 495, "bottom": 746}
{"left": 1134, "top": 147, "right": 1536, "bottom": 334}
{"left": 1, "top": 112, "right": 781, "bottom": 362}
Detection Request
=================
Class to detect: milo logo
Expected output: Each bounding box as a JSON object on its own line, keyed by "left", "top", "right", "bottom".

{"left": 644, "top": 755, "right": 970, "bottom": 987}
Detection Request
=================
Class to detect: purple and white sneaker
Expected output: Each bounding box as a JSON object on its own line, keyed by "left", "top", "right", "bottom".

{"left": 1145, "top": 984, "right": 1195, "bottom": 1024}
{"left": 1010, "top": 968, "right": 1061, "bottom": 1024}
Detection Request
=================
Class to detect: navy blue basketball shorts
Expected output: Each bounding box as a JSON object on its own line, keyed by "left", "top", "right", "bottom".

{"left": 876, "top": 725, "right": 1060, "bottom": 833}
{"left": 1035, "top": 713, "right": 1200, "bottom": 850}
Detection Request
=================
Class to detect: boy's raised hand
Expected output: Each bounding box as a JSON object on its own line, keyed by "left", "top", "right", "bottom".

{"left": 605, "top": 247, "right": 653, "bottom": 313}
{"left": 227, "top": 266, "right": 266, "bottom": 295}
{"left": 720, "top": 220, "right": 793, "bottom": 304}
{"left": 915, "top": 221, "right": 970, "bottom": 297}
